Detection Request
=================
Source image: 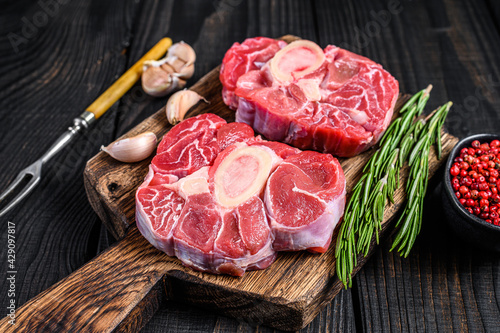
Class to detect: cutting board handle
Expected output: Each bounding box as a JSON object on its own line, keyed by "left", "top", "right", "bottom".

{"left": 0, "top": 226, "right": 174, "bottom": 332}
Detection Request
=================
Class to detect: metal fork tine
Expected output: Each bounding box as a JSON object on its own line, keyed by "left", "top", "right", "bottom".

{"left": 0, "top": 172, "right": 30, "bottom": 203}
{"left": 0, "top": 177, "right": 41, "bottom": 218}
{"left": 0, "top": 161, "right": 42, "bottom": 218}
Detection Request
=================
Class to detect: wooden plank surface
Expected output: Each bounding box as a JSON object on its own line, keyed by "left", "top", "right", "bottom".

{"left": 0, "top": 54, "right": 458, "bottom": 330}
{"left": 0, "top": 127, "right": 457, "bottom": 333}
{"left": 0, "top": 0, "right": 141, "bottom": 324}
{"left": 314, "top": 0, "right": 500, "bottom": 332}
{"left": 0, "top": 0, "right": 499, "bottom": 332}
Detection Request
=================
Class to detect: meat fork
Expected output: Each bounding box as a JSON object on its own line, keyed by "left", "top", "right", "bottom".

{"left": 0, "top": 38, "right": 172, "bottom": 218}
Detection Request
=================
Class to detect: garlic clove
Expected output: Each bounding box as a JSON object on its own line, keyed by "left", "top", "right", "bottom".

{"left": 177, "top": 77, "right": 187, "bottom": 90}
{"left": 142, "top": 59, "right": 161, "bottom": 70}
{"left": 167, "top": 41, "right": 196, "bottom": 66}
{"left": 101, "top": 132, "right": 157, "bottom": 163}
{"left": 160, "top": 62, "right": 176, "bottom": 74}
{"left": 142, "top": 57, "right": 170, "bottom": 72}
{"left": 168, "top": 75, "right": 187, "bottom": 92}
{"left": 166, "top": 90, "right": 208, "bottom": 125}
{"left": 165, "top": 56, "right": 186, "bottom": 73}
{"left": 175, "top": 63, "right": 195, "bottom": 80}
{"left": 141, "top": 66, "right": 174, "bottom": 97}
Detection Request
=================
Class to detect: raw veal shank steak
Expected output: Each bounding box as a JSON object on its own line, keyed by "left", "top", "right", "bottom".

{"left": 136, "top": 114, "right": 346, "bottom": 276}
{"left": 220, "top": 37, "right": 399, "bottom": 157}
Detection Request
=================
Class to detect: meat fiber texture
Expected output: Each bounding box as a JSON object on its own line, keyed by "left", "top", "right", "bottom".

{"left": 136, "top": 113, "right": 346, "bottom": 276}
{"left": 220, "top": 37, "right": 399, "bottom": 157}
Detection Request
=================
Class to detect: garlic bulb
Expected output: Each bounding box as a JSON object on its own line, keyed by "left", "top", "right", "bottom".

{"left": 166, "top": 90, "right": 208, "bottom": 125}
{"left": 101, "top": 132, "right": 157, "bottom": 163}
{"left": 141, "top": 41, "right": 196, "bottom": 97}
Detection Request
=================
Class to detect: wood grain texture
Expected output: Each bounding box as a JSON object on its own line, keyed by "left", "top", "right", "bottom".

{"left": 313, "top": 0, "right": 500, "bottom": 332}
{"left": 0, "top": 127, "right": 455, "bottom": 333}
{"left": 0, "top": 226, "right": 176, "bottom": 333}
{"left": 0, "top": 0, "right": 140, "bottom": 319}
{"left": 1, "top": 0, "right": 499, "bottom": 332}
{"left": 0, "top": 28, "right": 458, "bottom": 330}
{"left": 80, "top": 57, "right": 456, "bottom": 331}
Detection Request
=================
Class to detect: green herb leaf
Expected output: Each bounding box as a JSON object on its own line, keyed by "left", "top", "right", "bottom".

{"left": 335, "top": 85, "right": 452, "bottom": 288}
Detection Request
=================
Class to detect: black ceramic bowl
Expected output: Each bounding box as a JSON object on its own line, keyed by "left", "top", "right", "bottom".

{"left": 442, "top": 133, "right": 500, "bottom": 252}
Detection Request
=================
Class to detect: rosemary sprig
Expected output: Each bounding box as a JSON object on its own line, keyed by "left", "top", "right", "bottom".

{"left": 335, "top": 85, "right": 452, "bottom": 288}
{"left": 390, "top": 102, "right": 452, "bottom": 257}
{"left": 335, "top": 87, "right": 431, "bottom": 287}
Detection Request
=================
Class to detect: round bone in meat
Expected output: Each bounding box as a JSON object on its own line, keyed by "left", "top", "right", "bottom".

{"left": 212, "top": 145, "right": 274, "bottom": 208}
{"left": 269, "top": 40, "right": 325, "bottom": 83}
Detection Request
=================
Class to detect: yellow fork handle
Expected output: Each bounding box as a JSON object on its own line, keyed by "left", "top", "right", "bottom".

{"left": 85, "top": 37, "right": 172, "bottom": 119}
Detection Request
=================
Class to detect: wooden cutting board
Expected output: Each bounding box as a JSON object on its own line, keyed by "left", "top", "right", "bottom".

{"left": 0, "top": 36, "right": 458, "bottom": 332}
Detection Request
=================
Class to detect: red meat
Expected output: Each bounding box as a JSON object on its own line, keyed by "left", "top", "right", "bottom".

{"left": 136, "top": 114, "right": 345, "bottom": 276}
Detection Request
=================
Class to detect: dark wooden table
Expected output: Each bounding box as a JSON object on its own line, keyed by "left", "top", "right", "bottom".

{"left": 1, "top": 0, "right": 499, "bottom": 332}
